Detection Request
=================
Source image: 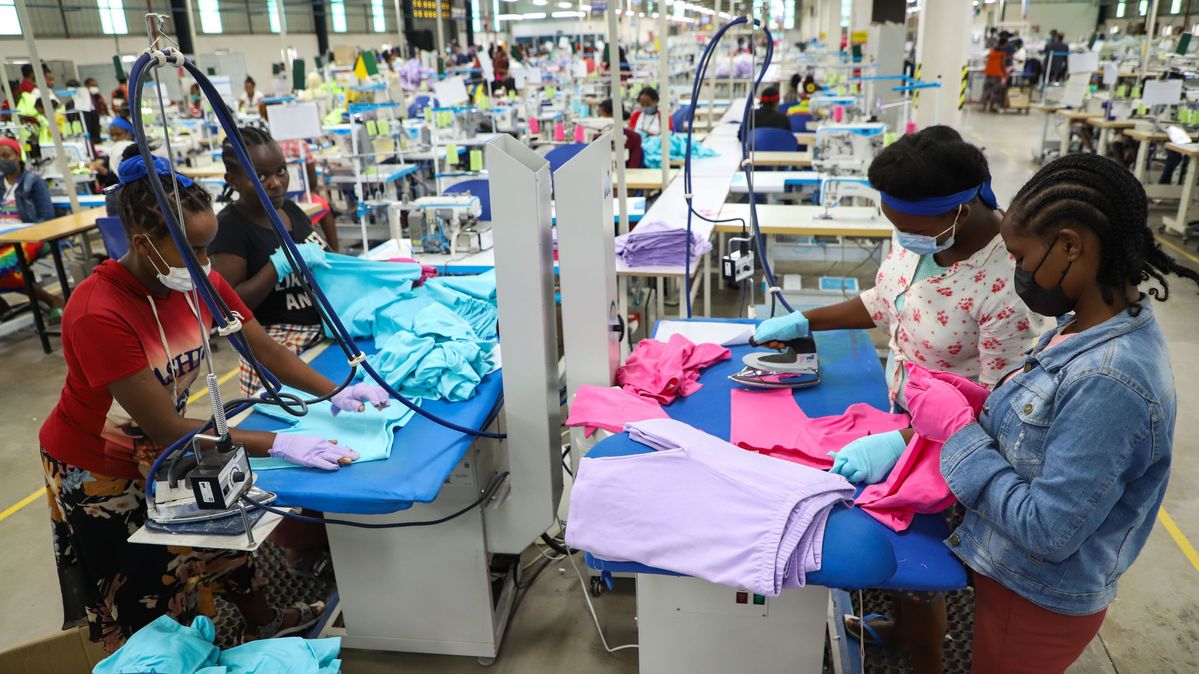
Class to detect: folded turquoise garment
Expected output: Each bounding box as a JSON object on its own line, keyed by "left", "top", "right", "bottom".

{"left": 250, "top": 386, "right": 418, "bottom": 471}
{"left": 431, "top": 269, "right": 497, "bottom": 300}
{"left": 641, "top": 133, "right": 717, "bottom": 169}
{"left": 423, "top": 282, "right": 499, "bottom": 341}
{"left": 217, "top": 636, "right": 342, "bottom": 674}
{"left": 364, "top": 328, "right": 494, "bottom": 402}
{"left": 310, "top": 254, "right": 422, "bottom": 338}
{"left": 94, "top": 615, "right": 220, "bottom": 674}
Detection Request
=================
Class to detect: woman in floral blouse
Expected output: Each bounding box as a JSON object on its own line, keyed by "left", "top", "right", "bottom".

{"left": 753, "top": 125, "right": 1046, "bottom": 673}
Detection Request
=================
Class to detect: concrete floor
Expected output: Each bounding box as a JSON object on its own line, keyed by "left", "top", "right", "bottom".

{"left": 1, "top": 109, "right": 1198, "bottom": 672}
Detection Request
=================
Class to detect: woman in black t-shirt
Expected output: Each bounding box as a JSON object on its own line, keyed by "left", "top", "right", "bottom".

{"left": 209, "top": 127, "right": 330, "bottom": 399}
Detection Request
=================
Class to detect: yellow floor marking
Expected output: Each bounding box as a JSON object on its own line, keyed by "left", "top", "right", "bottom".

{"left": 1159, "top": 508, "right": 1199, "bottom": 575}
{"left": 0, "top": 487, "right": 46, "bottom": 523}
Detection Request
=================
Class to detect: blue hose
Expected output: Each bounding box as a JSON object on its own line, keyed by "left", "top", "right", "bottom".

{"left": 682, "top": 18, "right": 793, "bottom": 318}
{"left": 131, "top": 49, "right": 507, "bottom": 497}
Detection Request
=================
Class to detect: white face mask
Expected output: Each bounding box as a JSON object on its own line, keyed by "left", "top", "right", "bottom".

{"left": 142, "top": 236, "right": 209, "bottom": 292}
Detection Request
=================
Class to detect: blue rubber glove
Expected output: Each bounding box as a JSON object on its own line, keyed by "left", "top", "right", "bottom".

{"left": 268, "top": 242, "right": 330, "bottom": 282}
{"left": 268, "top": 434, "right": 359, "bottom": 470}
{"left": 754, "top": 311, "right": 809, "bottom": 345}
{"left": 827, "top": 430, "right": 908, "bottom": 484}
{"left": 329, "top": 383, "right": 391, "bottom": 416}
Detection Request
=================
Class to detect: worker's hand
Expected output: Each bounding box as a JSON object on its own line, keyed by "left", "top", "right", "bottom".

{"left": 827, "top": 430, "right": 908, "bottom": 484}
{"left": 268, "top": 242, "right": 330, "bottom": 282}
{"left": 330, "top": 383, "right": 391, "bottom": 416}
{"left": 753, "top": 311, "right": 809, "bottom": 346}
{"left": 903, "top": 363, "right": 980, "bottom": 442}
{"left": 269, "top": 434, "right": 359, "bottom": 470}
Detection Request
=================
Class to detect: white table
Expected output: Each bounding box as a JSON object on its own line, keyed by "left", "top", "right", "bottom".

{"left": 728, "top": 171, "right": 822, "bottom": 194}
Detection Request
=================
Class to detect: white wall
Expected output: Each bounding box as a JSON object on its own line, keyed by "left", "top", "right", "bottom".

{"left": 1002, "top": 2, "right": 1101, "bottom": 42}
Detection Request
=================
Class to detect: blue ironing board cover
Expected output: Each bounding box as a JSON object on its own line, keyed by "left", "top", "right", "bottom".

{"left": 583, "top": 320, "right": 967, "bottom": 592}
{"left": 244, "top": 339, "right": 503, "bottom": 515}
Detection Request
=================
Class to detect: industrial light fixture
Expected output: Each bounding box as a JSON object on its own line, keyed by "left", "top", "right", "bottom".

{"left": 523, "top": 11, "right": 547, "bottom": 18}
{"left": 558, "top": 1, "right": 572, "bottom": 7}
{"left": 531, "top": 0, "right": 548, "bottom": 5}
{"left": 497, "top": 12, "right": 523, "bottom": 19}
{"left": 552, "top": 9, "right": 584, "bottom": 16}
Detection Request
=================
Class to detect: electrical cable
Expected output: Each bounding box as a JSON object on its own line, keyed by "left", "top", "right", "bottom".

{"left": 241, "top": 471, "right": 509, "bottom": 529}
{"left": 128, "top": 45, "right": 510, "bottom": 498}
{"left": 565, "top": 550, "right": 638, "bottom": 653}
{"left": 681, "top": 17, "right": 792, "bottom": 319}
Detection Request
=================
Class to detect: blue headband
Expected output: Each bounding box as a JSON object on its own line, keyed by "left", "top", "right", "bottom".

{"left": 117, "top": 154, "right": 194, "bottom": 188}
{"left": 110, "top": 117, "right": 133, "bottom": 133}
{"left": 880, "top": 180, "right": 999, "bottom": 216}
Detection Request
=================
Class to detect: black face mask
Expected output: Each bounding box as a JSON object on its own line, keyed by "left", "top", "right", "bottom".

{"left": 0, "top": 159, "right": 18, "bottom": 177}
{"left": 1014, "top": 240, "right": 1074, "bottom": 317}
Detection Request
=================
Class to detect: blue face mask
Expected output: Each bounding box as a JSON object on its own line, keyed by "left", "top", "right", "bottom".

{"left": 895, "top": 204, "right": 961, "bottom": 255}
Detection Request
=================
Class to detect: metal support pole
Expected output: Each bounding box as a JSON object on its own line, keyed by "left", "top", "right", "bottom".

{"left": 1142, "top": 0, "right": 1162, "bottom": 68}
{"left": 658, "top": 1, "right": 670, "bottom": 188}
{"left": 182, "top": 0, "right": 199, "bottom": 56}
{"left": 14, "top": 0, "right": 79, "bottom": 214}
{"left": 275, "top": 0, "right": 290, "bottom": 87}
{"left": 436, "top": 0, "right": 447, "bottom": 75}
{"left": 607, "top": 2, "right": 629, "bottom": 236}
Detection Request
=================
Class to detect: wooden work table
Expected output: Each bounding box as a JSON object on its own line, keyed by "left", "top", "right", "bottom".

{"left": 0, "top": 206, "right": 105, "bottom": 353}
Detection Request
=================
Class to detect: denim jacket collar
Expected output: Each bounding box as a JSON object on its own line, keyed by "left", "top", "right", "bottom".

{"left": 1027, "top": 301, "right": 1155, "bottom": 373}
{"left": 12, "top": 171, "right": 36, "bottom": 195}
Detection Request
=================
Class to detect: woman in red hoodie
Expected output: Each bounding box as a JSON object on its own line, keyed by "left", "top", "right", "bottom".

{"left": 39, "top": 154, "right": 387, "bottom": 651}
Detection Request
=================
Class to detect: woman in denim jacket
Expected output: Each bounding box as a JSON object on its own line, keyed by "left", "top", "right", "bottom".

{"left": 928, "top": 154, "right": 1199, "bottom": 671}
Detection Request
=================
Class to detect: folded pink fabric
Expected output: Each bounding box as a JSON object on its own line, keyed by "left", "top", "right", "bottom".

{"left": 389, "top": 257, "right": 440, "bottom": 286}
{"left": 566, "top": 384, "right": 670, "bottom": 437}
{"left": 730, "top": 388, "right": 910, "bottom": 469}
{"left": 615, "top": 333, "right": 731, "bottom": 404}
{"left": 855, "top": 363, "right": 989, "bottom": 531}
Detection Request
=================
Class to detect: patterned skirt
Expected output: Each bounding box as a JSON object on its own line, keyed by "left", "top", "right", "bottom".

{"left": 41, "top": 448, "right": 260, "bottom": 653}
{"left": 0, "top": 242, "right": 47, "bottom": 291}
{"left": 238, "top": 323, "right": 325, "bottom": 399}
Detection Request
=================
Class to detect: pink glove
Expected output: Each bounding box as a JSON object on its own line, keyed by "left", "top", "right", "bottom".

{"left": 268, "top": 434, "right": 360, "bottom": 470}
{"left": 903, "top": 362, "right": 979, "bottom": 442}
{"left": 330, "top": 383, "right": 391, "bottom": 416}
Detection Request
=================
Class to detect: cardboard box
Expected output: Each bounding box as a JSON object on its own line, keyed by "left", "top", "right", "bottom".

{"left": 0, "top": 627, "right": 107, "bottom": 673}
{"left": 332, "top": 45, "right": 358, "bottom": 67}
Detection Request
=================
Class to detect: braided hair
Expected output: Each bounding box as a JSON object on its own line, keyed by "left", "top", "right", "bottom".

{"left": 1006, "top": 153, "right": 1199, "bottom": 313}
{"left": 220, "top": 125, "right": 276, "bottom": 172}
{"left": 116, "top": 144, "right": 212, "bottom": 239}
{"left": 868, "top": 125, "right": 993, "bottom": 207}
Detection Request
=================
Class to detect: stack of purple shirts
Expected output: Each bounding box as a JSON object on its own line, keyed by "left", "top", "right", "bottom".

{"left": 614, "top": 220, "right": 713, "bottom": 267}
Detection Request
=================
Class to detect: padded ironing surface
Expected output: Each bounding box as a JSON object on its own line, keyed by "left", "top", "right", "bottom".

{"left": 242, "top": 339, "right": 503, "bottom": 515}
{"left": 584, "top": 320, "right": 967, "bottom": 592}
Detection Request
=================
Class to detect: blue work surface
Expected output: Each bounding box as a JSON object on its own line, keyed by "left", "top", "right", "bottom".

{"left": 242, "top": 339, "right": 503, "bottom": 515}
{"left": 584, "top": 320, "right": 966, "bottom": 592}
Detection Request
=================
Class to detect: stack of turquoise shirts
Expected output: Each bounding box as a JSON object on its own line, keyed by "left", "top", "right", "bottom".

{"left": 309, "top": 255, "right": 499, "bottom": 403}
{"left": 249, "top": 386, "right": 418, "bottom": 471}
{"left": 93, "top": 614, "right": 342, "bottom": 673}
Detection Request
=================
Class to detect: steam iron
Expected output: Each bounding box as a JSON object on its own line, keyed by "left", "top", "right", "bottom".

{"left": 729, "top": 336, "right": 821, "bottom": 389}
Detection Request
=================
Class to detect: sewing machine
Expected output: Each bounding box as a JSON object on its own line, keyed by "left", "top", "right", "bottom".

{"left": 813, "top": 123, "right": 887, "bottom": 174}
{"left": 409, "top": 194, "right": 488, "bottom": 255}
{"left": 818, "top": 175, "right": 883, "bottom": 218}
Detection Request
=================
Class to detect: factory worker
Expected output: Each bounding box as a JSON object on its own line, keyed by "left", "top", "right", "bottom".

{"left": 627, "top": 86, "right": 671, "bottom": 137}
{"left": 37, "top": 154, "right": 389, "bottom": 651}
{"left": 211, "top": 126, "right": 338, "bottom": 397}
{"left": 752, "top": 125, "right": 1046, "bottom": 673}
{"left": 918, "top": 153, "right": 1193, "bottom": 672}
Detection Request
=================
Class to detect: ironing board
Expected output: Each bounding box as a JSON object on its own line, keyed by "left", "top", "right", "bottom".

{"left": 242, "top": 338, "right": 504, "bottom": 514}
{"left": 584, "top": 320, "right": 967, "bottom": 592}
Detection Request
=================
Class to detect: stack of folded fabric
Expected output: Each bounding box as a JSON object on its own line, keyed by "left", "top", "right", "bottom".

{"left": 566, "top": 419, "right": 854, "bottom": 596}
{"left": 94, "top": 615, "right": 342, "bottom": 674}
{"left": 614, "top": 220, "right": 713, "bottom": 268}
{"left": 309, "top": 255, "right": 499, "bottom": 403}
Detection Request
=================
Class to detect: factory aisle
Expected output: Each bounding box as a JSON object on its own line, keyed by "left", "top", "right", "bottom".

{"left": 0, "top": 108, "right": 1195, "bottom": 672}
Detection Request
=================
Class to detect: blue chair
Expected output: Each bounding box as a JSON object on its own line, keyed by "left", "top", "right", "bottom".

{"left": 443, "top": 179, "right": 491, "bottom": 221}
{"left": 788, "top": 112, "right": 813, "bottom": 133}
{"left": 96, "top": 216, "right": 128, "bottom": 259}
{"left": 407, "top": 95, "right": 439, "bottom": 119}
{"left": 672, "top": 104, "right": 692, "bottom": 132}
{"left": 750, "top": 127, "right": 799, "bottom": 152}
{"left": 544, "top": 143, "right": 588, "bottom": 173}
